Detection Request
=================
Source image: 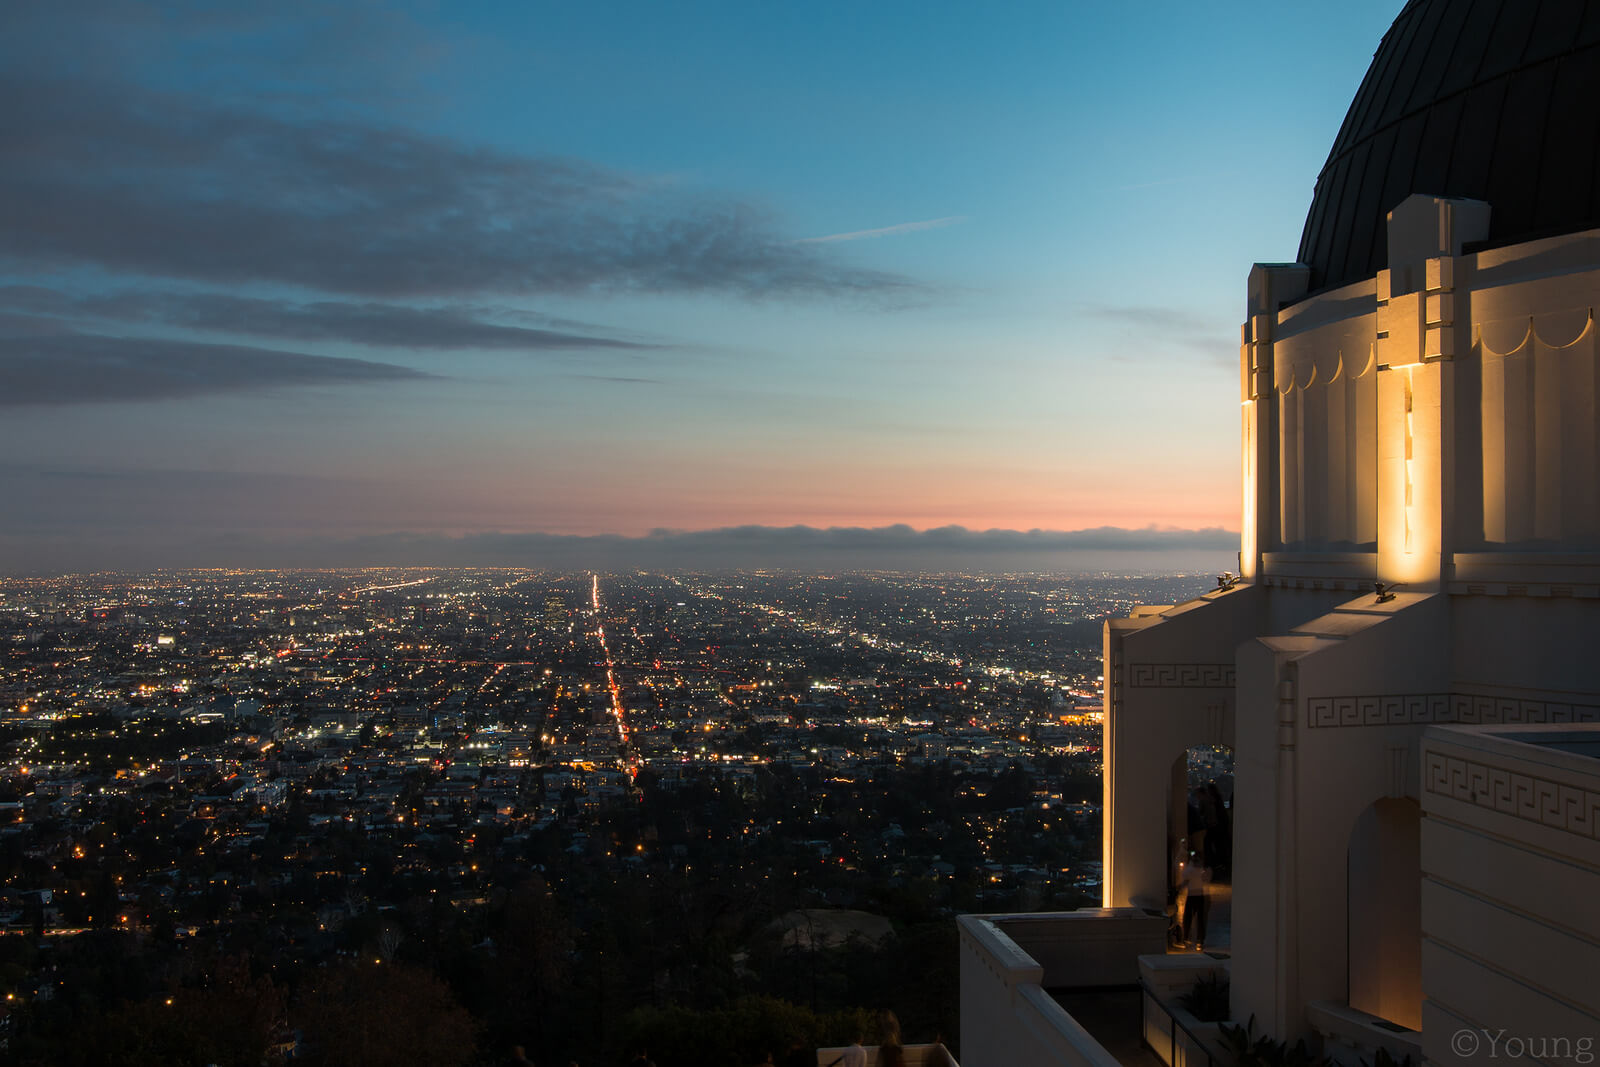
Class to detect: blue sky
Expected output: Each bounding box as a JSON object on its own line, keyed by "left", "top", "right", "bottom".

{"left": 0, "top": 1, "right": 1403, "bottom": 572}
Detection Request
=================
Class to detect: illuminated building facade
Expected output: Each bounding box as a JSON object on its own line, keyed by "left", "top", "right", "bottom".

{"left": 962, "top": 2, "right": 1600, "bottom": 1062}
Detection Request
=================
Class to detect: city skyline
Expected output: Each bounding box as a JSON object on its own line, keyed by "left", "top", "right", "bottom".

{"left": 2, "top": 1, "right": 1401, "bottom": 572}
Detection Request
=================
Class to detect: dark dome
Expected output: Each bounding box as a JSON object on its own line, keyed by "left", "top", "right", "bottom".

{"left": 1298, "top": 0, "right": 1600, "bottom": 293}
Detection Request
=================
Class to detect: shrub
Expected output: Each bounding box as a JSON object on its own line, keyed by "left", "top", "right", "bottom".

{"left": 1178, "top": 972, "right": 1230, "bottom": 1023}
{"left": 1217, "top": 1015, "right": 1329, "bottom": 1067}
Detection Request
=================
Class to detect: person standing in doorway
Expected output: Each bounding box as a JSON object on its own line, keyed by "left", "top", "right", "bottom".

{"left": 1181, "top": 851, "right": 1211, "bottom": 950}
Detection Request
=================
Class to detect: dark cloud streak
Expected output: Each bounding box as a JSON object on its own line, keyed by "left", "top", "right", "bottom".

{"left": 0, "top": 286, "right": 658, "bottom": 352}
{"left": 0, "top": 73, "right": 913, "bottom": 301}
{"left": 0, "top": 331, "right": 430, "bottom": 406}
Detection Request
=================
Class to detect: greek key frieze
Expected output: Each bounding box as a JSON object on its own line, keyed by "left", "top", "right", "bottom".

{"left": 1449, "top": 694, "right": 1600, "bottom": 725}
{"left": 1306, "top": 693, "right": 1600, "bottom": 728}
{"left": 1424, "top": 750, "right": 1600, "bottom": 841}
{"left": 1306, "top": 693, "right": 1450, "bottom": 728}
{"left": 1125, "top": 663, "right": 1236, "bottom": 688}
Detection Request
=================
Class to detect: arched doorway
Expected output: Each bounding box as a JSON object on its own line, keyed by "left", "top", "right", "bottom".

{"left": 1347, "top": 797, "right": 1421, "bottom": 1028}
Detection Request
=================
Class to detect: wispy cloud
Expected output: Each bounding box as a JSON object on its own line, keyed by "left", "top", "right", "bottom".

{"left": 0, "top": 71, "right": 917, "bottom": 302}
{"left": 0, "top": 286, "right": 658, "bottom": 353}
{"left": 0, "top": 329, "right": 431, "bottom": 406}
{"left": 796, "top": 216, "right": 965, "bottom": 244}
{"left": 1079, "top": 303, "right": 1224, "bottom": 335}
{"left": 1076, "top": 302, "right": 1235, "bottom": 365}
{"left": 570, "top": 374, "right": 666, "bottom": 385}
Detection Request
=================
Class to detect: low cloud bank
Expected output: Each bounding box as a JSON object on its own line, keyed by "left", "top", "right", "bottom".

{"left": 3, "top": 523, "right": 1239, "bottom": 575}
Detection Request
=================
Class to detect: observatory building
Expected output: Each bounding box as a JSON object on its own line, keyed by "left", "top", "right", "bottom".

{"left": 959, "top": 1, "right": 1600, "bottom": 1062}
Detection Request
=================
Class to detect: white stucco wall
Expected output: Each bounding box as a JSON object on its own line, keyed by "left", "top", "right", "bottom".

{"left": 956, "top": 915, "right": 1126, "bottom": 1067}
{"left": 1419, "top": 725, "right": 1600, "bottom": 1065}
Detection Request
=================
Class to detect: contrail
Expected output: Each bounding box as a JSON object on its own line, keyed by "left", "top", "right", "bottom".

{"left": 795, "top": 215, "right": 965, "bottom": 244}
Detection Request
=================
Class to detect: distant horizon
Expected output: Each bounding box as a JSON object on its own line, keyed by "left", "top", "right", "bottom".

{"left": 0, "top": 521, "right": 1239, "bottom": 578}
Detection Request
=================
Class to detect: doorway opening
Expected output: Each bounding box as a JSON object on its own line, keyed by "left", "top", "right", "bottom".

{"left": 1166, "top": 745, "right": 1233, "bottom": 953}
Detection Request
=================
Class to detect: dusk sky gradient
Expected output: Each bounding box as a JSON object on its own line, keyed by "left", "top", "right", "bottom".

{"left": 0, "top": 1, "right": 1404, "bottom": 573}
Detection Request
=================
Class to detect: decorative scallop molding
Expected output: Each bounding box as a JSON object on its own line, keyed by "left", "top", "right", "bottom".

{"left": 1275, "top": 343, "right": 1378, "bottom": 394}
{"left": 1475, "top": 307, "right": 1594, "bottom": 357}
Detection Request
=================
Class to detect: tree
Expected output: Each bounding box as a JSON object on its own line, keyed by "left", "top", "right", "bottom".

{"left": 95, "top": 956, "right": 286, "bottom": 1067}
{"left": 294, "top": 961, "right": 476, "bottom": 1067}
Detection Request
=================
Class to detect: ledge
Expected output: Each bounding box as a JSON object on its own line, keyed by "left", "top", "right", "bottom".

{"left": 959, "top": 911, "right": 1161, "bottom": 1067}
{"left": 1307, "top": 1000, "right": 1421, "bottom": 1067}
{"left": 959, "top": 914, "right": 1045, "bottom": 986}
{"left": 1262, "top": 552, "right": 1378, "bottom": 586}
{"left": 1450, "top": 552, "right": 1600, "bottom": 595}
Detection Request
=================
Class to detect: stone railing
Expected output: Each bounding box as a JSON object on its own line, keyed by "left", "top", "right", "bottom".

{"left": 957, "top": 909, "right": 1167, "bottom": 1067}
{"left": 1140, "top": 954, "right": 1229, "bottom": 1067}
{"left": 987, "top": 909, "right": 1168, "bottom": 987}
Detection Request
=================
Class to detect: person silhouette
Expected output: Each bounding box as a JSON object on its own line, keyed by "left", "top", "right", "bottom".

{"left": 1180, "top": 850, "right": 1212, "bottom": 949}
